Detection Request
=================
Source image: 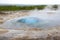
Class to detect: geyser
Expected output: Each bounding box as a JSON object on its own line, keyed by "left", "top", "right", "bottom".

{"left": 2, "top": 5, "right": 60, "bottom": 29}
{"left": 17, "top": 17, "right": 40, "bottom": 25}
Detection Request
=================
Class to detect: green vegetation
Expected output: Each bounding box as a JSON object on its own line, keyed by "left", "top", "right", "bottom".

{"left": 0, "top": 5, "right": 46, "bottom": 11}
{"left": 52, "top": 5, "right": 58, "bottom": 10}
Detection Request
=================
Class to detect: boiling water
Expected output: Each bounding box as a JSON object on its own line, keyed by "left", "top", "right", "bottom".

{"left": 2, "top": 5, "right": 60, "bottom": 29}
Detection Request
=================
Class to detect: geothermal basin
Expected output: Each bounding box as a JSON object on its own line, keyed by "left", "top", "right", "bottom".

{"left": 0, "top": 5, "right": 60, "bottom": 40}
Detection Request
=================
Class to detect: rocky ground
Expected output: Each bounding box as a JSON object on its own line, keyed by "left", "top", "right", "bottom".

{"left": 0, "top": 11, "right": 29, "bottom": 24}
{"left": 0, "top": 27, "right": 60, "bottom": 40}
{"left": 0, "top": 11, "right": 60, "bottom": 40}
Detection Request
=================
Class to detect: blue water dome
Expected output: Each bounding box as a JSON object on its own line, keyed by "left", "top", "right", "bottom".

{"left": 17, "top": 17, "right": 41, "bottom": 25}
{"left": 3, "top": 17, "right": 49, "bottom": 29}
